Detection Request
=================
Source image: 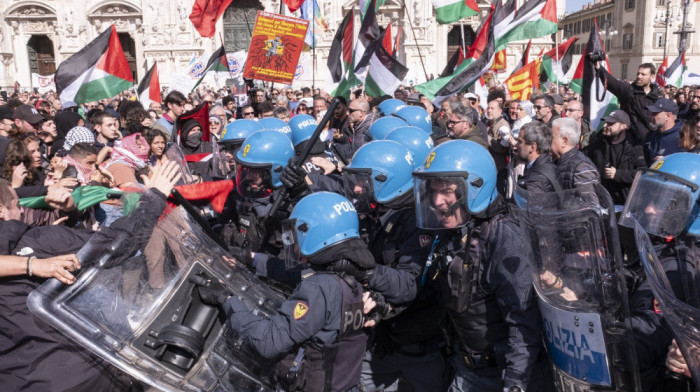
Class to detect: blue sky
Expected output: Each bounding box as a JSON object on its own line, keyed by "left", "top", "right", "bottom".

{"left": 566, "top": 0, "right": 589, "bottom": 14}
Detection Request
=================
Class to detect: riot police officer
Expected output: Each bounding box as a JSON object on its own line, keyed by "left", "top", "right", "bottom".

{"left": 407, "top": 140, "right": 550, "bottom": 392}
{"left": 343, "top": 140, "right": 447, "bottom": 392}
{"left": 218, "top": 119, "right": 263, "bottom": 175}
{"left": 289, "top": 114, "right": 339, "bottom": 176}
{"left": 217, "top": 129, "right": 295, "bottom": 256}
{"left": 619, "top": 152, "right": 700, "bottom": 391}
{"left": 202, "top": 192, "right": 376, "bottom": 392}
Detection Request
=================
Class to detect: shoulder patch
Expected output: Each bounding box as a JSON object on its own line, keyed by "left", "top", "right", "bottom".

{"left": 418, "top": 234, "right": 432, "bottom": 248}
{"left": 652, "top": 297, "right": 662, "bottom": 314}
{"left": 650, "top": 160, "right": 664, "bottom": 170}
{"left": 293, "top": 301, "right": 309, "bottom": 320}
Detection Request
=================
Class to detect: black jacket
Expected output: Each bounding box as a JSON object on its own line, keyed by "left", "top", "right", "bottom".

{"left": 600, "top": 68, "right": 663, "bottom": 144}
{"left": 519, "top": 154, "right": 561, "bottom": 193}
{"left": 586, "top": 134, "right": 646, "bottom": 205}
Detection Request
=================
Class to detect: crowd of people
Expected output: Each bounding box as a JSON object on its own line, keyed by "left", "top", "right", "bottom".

{"left": 0, "top": 57, "right": 699, "bottom": 392}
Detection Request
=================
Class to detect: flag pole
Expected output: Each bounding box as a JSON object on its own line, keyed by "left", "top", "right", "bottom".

{"left": 401, "top": 0, "right": 429, "bottom": 82}
{"left": 460, "top": 21, "right": 466, "bottom": 55}
{"left": 555, "top": 32, "right": 559, "bottom": 93}
{"left": 312, "top": 0, "right": 316, "bottom": 94}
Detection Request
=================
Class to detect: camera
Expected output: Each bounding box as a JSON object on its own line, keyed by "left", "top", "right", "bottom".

{"left": 588, "top": 50, "right": 606, "bottom": 63}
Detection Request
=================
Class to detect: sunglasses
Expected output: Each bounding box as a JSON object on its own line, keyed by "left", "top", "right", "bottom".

{"left": 242, "top": 111, "right": 255, "bottom": 116}
{"left": 348, "top": 108, "right": 363, "bottom": 113}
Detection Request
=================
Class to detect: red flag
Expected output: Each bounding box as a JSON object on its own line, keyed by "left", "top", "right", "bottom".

{"left": 656, "top": 56, "right": 668, "bottom": 87}
{"left": 492, "top": 48, "right": 507, "bottom": 73}
{"left": 382, "top": 23, "right": 394, "bottom": 55}
{"left": 282, "top": 0, "right": 305, "bottom": 12}
{"left": 189, "top": 0, "right": 234, "bottom": 38}
{"left": 173, "top": 180, "right": 234, "bottom": 213}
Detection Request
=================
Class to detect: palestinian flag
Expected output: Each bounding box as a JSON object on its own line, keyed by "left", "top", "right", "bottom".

{"left": 664, "top": 50, "right": 686, "bottom": 88}
{"left": 137, "top": 62, "right": 161, "bottom": 109}
{"left": 492, "top": 48, "right": 507, "bottom": 73}
{"left": 382, "top": 23, "right": 394, "bottom": 55}
{"left": 365, "top": 44, "right": 408, "bottom": 98}
{"left": 509, "top": 40, "right": 532, "bottom": 77}
{"left": 394, "top": 26, "right": 402, "bottom": 55}
{"left": 493, "top": 0, "right": 558, "bottom": 53}
{"left": 173, "top": 180, "right": 235, "bottom": 213}
{"left": 55, "top": 25, "right": 133, "bottom": 105}
{"left": 570, "top": 21, "right": 619, "bottom": 132}
{"left": 505, "top": 58, "right": 541, "bottom": 100}
{"left": 440, "top": 47, "right": 468, "bottom": 78}
{"left": 540, "top": 37, "right": 577, "bottom": 84}
{"left": 656, "top": 56, "right": 668, "bottom": 87}
{"left": 192, "top": 46, "right": 231, "bottom": 90}
{"left": 353, "top": 0, "right": 381, "bottom": 83}
{"left": 328, "top": 8, "right": 355, "bottom": 91}
{"left": 414, "top": 4, "right": 496, "bottom": 104}
{"left": 432, "top": 0, "right": 479, "bottom": 25}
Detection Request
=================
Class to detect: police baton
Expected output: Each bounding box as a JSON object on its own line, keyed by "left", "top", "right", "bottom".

{"left": 267, "top": 97, "right": 342, "bottom": 218}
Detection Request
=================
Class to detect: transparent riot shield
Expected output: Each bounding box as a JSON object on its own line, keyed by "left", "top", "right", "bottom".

{"left": 211, "top": 138, "right": 232, "bottom": 179}
{"left": 165, "top": 143, "right": 196, "bottom": 185}
{"left": 634, "top": 221, "right": 700, "bottom": 387}
{"left": 514, "top": 184, "right": 641, "bottom": 392}
{"left": 27, "top": 197, "right": 285, "bottom": 392}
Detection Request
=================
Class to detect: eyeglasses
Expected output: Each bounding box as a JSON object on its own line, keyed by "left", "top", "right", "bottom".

{"left": 446, "top": 120, "right": 469, "bottom": 127}
{"left": 348, "top": 108, "right": 364, "bottom": 113}
{"left": 534, "top": 105, "right": 550, "bottom": 110}
{"left": 242, "top": 111, "right": 255, "bottom": 116}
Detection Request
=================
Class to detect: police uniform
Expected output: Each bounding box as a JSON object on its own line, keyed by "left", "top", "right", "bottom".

{"left": 226, "top": 269, "right": 366, "bottom": 392}
{"left": 629, "top": 238, "right": 700, "bottom": 392}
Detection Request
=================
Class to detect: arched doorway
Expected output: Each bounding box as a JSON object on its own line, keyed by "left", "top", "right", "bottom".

{"left": 27, "top": 35, "right": 56, "bottom": 75}
{"left": 118, "top": 33, "right": 137, "bottom": 81}
{"left": 223, "top": 0, "right": 264, "bottom": 53}
{"left": 447, "top": 25, "right": 476, "bottom": 63}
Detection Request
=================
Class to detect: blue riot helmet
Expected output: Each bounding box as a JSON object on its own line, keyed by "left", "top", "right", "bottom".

{"left": 393, "top": 106, "right": 432, "bottom": 134}
{"left": 413, "top": 140, "right": 498, "bottom": 230}
{"left": 258, "top": 117, "right": 293, "bottom": 141}
{"left": 384, "top": 126, "right": 434, "bottom": 169}
{"left": 220, "top": 119, "right": 263, "bottom": 146}
{"left": 367, "top": 116, "right": 406, "bottom": 140}
{"left": 281, "top": 192, "right": 360, "bottom": 266}
{"left": 288, "top": 114, "right": 319, "bottom": 147}
{"left": 619, "top": 153, "right": 700, "bottom": 238}
{"left": 235, "top": 130, "right": 295, "bottom": 198}
{"left": 343, "top": 141, "right": 415, "bottom": 212}
{"left": 376, "top": 99, "right": 407, "bottom": 118}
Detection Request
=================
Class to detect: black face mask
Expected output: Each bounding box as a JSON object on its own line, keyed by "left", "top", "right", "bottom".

{"left": 185, "top": 130, "right": 202, "bottom": 148}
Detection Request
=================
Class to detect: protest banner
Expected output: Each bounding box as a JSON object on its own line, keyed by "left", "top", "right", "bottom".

{"left": 31, "top": 73, "right": 55, "bottom": 93}
{"left": 243, "top": 11, "right": 308, "bottom": 85}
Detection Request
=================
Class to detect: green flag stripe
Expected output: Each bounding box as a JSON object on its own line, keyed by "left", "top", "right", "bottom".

{"left": 74, "top": 75, "right": 133, "bottom": 105}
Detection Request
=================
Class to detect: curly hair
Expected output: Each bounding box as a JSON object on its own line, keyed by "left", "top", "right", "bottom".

{"left": 2, "top": 139, "right": 34, "bottom": 184}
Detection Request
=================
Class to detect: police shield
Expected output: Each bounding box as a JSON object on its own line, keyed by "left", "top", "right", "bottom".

{"left": 634, "top": 221, "right": 700, "bottom": 387}
{"left": 514, "top": 184, "right": 642, "bottom": 392}
{"left": 27, "top": 201, "right": 285, "bottom": 392}
{"left": 165, "top": 143, "right": 197, "bottom": 185}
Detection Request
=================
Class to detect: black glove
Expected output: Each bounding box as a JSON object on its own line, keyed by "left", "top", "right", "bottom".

{"left": 365, "top": 291, "right": 392, "bottom": 326}
{"left": 229, "top": 246, "right": 254, "bottom": 268}
{"left": 193, "top": 276, "right": 233, "bottom": 307}
{"left": 280, "top": 159, "right": 309, "bottom": 197}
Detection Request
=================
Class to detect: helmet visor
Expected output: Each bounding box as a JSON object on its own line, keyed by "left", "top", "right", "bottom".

{"left": 235, "top": 164, "right": 273, "bottom": 199}
{"left": 343, "top": 168, "right": 376, "bottom": 213}
{"left": 619, "top": 170, "right": 695, "bottom": 238}
{"left": 414, "top": 174, "right": 470, "bottom": 229}
{"left": 281, "top": 219, "right": 301, "bottom": 269}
